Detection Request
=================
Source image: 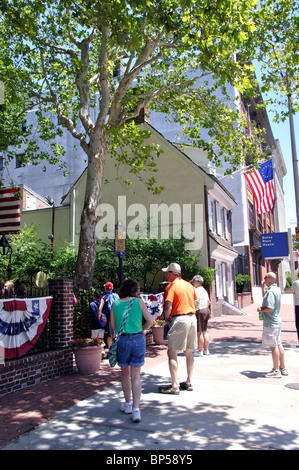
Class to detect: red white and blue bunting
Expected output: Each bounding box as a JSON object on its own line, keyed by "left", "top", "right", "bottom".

{"left": 140, "top": 293, "right": 164, "bottom": 321}
{"left": 0, "top": 297, "right": 52, "bottom": 360}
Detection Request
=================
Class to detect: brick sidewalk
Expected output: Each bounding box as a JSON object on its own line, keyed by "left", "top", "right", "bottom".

{"left": 0, "top": 344, "right": 168, "bottom": 448}
{"left": 0, "top": 297, "right": 297, "bottom": 449}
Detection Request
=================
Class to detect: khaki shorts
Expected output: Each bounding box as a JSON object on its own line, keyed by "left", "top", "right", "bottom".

{"left": 168, "top": 314, "right": 197, "bottom": 351}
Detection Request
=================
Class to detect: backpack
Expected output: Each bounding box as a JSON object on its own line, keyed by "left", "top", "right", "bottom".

{"left": 97, "top": 300, "right": 108, "bottom": 328}
{"left": 102, "top": 292, "right": 118, "bottom": 316}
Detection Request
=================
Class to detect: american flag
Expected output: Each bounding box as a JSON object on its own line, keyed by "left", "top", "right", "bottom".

{"left": 0, "top": 187, "right": 21, "bottom": 235}
{"left": 244, "top": 160, "right": 275, "bottom": 214}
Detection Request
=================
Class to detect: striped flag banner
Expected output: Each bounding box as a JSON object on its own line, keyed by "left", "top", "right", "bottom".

{"left": 0, "top": 187, "right": 21, "bottom": 235}
{"left": 0, "top": 297, "right": 52, "bottom": 359}
{"left": 244, "top": 160, "right": 275, "bottom": 214}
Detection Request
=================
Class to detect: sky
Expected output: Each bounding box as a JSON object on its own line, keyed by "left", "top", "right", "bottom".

{"left": 268, "top": 110, "right": 299, "bottom": 234}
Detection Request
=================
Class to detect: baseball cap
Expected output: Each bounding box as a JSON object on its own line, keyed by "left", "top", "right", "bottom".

{"left": 162, "top": 263, "right": 181, "bottom": 274}
{"left": 104, "top": 282, "right": 113, "bottom": 290}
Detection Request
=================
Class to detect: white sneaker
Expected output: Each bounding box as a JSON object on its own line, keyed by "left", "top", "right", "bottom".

{"left": 120, "top": 402, "right": 132, "bottom": 414}
{"left": 203, "top": 350, "right": 210, "bottom": 355}
{"left": 280, "top": 367, "right": 288, "bottom": 376}
{"left": 193, "top": 349, "right": 203, "bottom": 356}
{"left": 264, "top": 369, "right": 281, "bottom": 378}
{"left": 132, "top": 408, "right": 141, "bottom": 423}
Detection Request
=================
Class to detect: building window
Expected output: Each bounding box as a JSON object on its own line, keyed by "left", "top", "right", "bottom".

{"left": 248, "top": 200, "right": 254, "bottom": 229}
{"left": 208, "top": 196, "right": 216, "bottom": 233}
{"left": 215, "top": 261, "right": 227, "bottom": 299}
{"left": 215, "top": 202, "right": 223, "bottom": 236}
{"left": 16, "top": 153, "right": 26, "bottom": 168}
{"left": 208, "top": 196, "right": 229, "bottom": 240}
{"left": 223, "top": 208, "right": 229, "bottom": 239}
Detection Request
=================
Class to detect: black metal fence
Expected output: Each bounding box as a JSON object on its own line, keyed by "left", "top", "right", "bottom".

{"left": 73, "top": 290, "right": 94, "bottom": 338}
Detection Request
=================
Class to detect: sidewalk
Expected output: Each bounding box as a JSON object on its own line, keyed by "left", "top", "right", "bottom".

{"left": 1, "top": 294, "right": 298, "bottom": 450}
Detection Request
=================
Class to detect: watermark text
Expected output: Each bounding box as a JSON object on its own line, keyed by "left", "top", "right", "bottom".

{"left": 95, "top": 196, "right": 204, "bottom": 250}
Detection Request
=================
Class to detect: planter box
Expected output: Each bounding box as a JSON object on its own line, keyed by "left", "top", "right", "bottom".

{"left": 73, "top": 346, "right": 103, "bottom": 375}
{"left": 151, "top": 326, "right": 168, "bottom": 345}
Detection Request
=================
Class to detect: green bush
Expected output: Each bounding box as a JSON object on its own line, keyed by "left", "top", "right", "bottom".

{"left": 235, "top": 274, "right": 251, "bottom": 293}
{"left": 1, "top": 225, "right": 215, "bottom": 293}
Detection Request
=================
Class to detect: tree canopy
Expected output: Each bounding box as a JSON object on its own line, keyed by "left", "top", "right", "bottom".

{"left": 0, "top": 0, "right": 298, "bottom": 291}
{"left": 251, "top": 0, "right": 299, "bottom": 121}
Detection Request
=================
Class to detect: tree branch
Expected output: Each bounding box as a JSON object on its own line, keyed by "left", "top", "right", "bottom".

{"left": 94, "top": 26, "right": 111, "bottom": 130}
{"left": 39, "top": 49, "right": 88, "bottom": 150}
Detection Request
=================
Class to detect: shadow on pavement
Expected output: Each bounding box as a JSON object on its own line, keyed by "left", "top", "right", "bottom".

{"left": 12, "top": 371, "right": 297, "bottom": 451}
{"left": 208, "top": 341, "right": 268, "bottom": 356}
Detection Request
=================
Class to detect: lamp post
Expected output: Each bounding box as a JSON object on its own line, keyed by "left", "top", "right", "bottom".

{"left": 0, "top": 234, "right": 13, "bottom": 280}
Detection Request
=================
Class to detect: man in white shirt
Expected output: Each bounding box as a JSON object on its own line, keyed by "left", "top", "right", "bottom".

{"left": 191, "top": 275, "right": 211, "bottom": 356}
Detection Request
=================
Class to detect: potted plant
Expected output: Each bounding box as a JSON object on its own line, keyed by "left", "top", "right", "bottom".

{"left": 69, "top": 337, "right": 105, "bottom": 375}
{"left": 151, "top": 315, "right": 168, "bottom": 345}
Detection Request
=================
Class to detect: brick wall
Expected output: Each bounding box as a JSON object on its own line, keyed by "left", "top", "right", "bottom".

{"left": 0, "top": 349, "right": 73, "bottom": 397}
{"left": 49, "top": 278, "right": 74, "bottom": 348}
{"left": 0, "top": 278, "right": 74, "bottom": 398}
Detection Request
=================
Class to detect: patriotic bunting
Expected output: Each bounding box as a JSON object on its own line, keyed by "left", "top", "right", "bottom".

{"left": 0, "top": 297, "right": 52, "bottom": 360}
{"left": 140, "top": 293, "right": 164, "bottom": 321}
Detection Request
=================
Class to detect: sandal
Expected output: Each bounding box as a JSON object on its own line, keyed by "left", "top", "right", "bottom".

{"left": 179, "top": 381, "right": 193, "bottom": 391}
{"left": 158, "top": 385, "right": 180, "bottom": 395}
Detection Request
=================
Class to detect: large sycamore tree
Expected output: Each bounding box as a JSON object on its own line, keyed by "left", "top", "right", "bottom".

{"left": 0, "top": 0, "right": 297, "bottom": 292}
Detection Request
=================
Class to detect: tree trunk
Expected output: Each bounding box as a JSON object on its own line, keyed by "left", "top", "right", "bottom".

{"left": 73, "top": 133, "right": 106, "bottom": 295}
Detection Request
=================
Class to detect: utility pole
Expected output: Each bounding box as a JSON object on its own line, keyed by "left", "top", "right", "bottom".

{"left": 288, "top": 92, "right": 299, "bottom": 227}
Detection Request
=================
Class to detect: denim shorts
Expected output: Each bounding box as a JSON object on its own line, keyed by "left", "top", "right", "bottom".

{"left": 117, "top": 333, "right": 146, "bottom": 368}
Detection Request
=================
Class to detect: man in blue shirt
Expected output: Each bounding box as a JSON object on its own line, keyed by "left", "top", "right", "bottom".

{"left": 258, "top": 272, "right": 288, "bottom": 378}
{"left": 98, "top": 282, "right": 119, "bottom": 352}
{"left": 90, "top": 289, "right": 105, "bottom": 339}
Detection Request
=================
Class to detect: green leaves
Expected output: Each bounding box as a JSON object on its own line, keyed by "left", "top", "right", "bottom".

{"left": 94, "top": 236, "right": 214, "bottom": 291}
{"left": 249, "top": 0, "right": 299, "bottom": 119}
{"left": 0, "top": 0, "right": 288, "bottom": 178}
{"left": 109, "top": 121, "right": 164, "bottom": 192}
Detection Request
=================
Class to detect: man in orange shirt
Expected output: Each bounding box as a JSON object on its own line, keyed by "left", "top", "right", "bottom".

{"left": 158, "top": 263, "right": 197, "bottom": 395}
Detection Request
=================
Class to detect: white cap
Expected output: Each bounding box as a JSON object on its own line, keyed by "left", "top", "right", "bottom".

{"left": 162, "top": 263, "right": 181, "bottom": 274}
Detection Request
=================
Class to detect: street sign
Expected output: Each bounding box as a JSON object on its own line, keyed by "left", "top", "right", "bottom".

{"left": 115, "top": 221, "right": 126, "bottom": 285}
{"left": 114, "top": 220, "right": 126, "bottom": 256}
{"left": 261, "top": 232, "right": 289, "bottom": 259}
{"left": 296, "top": 226, "right": 299, "bottom": 241}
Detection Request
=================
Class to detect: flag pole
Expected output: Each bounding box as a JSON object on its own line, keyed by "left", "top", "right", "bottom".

{"left": 218, "top": 164, "right": 251, "bottom": 180}
{"left": 287, "top": 79, "right": 299, "bottom": 227}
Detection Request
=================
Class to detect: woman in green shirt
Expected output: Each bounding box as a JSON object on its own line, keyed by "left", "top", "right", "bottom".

{"left": 110, "top": 279, "right": 153, "bottom": 423}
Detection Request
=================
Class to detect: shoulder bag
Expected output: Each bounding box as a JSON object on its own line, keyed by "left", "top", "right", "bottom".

{"left": 108, "top": 298, "right": 134, "bottom": 367}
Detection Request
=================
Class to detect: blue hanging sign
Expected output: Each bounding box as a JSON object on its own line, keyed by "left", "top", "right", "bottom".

{"left": 261, "top": 232, "right": 289, "bottom": 259}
